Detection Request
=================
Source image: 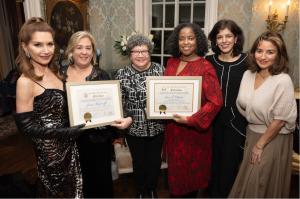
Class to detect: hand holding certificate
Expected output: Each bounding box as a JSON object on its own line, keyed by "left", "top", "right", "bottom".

{"left": 146, "top": 76, "right": 202, "bottom": 119}
{"left": 66, "top": 80, "right": 123, "bottom": 129}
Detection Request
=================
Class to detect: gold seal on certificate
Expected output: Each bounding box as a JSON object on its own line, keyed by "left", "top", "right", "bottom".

{"left": 146, "top": 76, "right": 202, "bottom": 119}
{"left": 159, "top": 104, "right": 167, "bottom": 115}
{"left": 83, "top": 112, "right": 92, "bottom": 123}
{"left": 66, "top": 80, "right": 123, "bottom": 129}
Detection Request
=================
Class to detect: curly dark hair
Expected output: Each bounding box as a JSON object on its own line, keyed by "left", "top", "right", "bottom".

{"left": 248, "top": 31, "right": 289, "bottom": 75}
{"left": 166, "top": 23, "right": 208, "bottom": 57}
{"left": 208, "top": 19, "right": 244, "bottom": 56}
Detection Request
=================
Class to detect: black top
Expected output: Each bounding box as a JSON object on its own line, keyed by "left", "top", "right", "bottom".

{"left": 60, "top": 65, "right": 114, "bottom": 142}
{"left": 206, "top": 53, "right": 248, "bottom": 136}
{"left": 60, "top": 65, "right": 110, "bottom": 81}
{"left": 206, "top": 53, "right": 248, "bottom": 107}
{"left": 60, "top": 65, "right": 115, "bottom": 197}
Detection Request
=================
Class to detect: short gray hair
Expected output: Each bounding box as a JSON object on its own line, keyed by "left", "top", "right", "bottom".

{"left": 126, "top": 34, "right": 153, "bottom": 56}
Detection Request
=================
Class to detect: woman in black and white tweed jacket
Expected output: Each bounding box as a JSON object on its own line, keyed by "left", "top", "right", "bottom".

{"left": 113, "top": 34, "right": 165, "bottom": 198}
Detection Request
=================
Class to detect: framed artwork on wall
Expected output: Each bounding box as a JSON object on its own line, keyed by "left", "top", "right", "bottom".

{"left": 45, "top": 0, "right": 89, "bottom": 50}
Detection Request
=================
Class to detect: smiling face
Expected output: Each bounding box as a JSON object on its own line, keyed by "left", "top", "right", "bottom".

{"left": 130, "top": 45, "right": 151, "bottom": 71}
{"left": 22, "top": 31, "right": 55, "bottom": 67}
{"left": 216, "top": 28, "right": 237, "bottom": 55}
{"left": 254, "top": 40, "right": 278, "bottom": 71}
{"left": 178, "top": 27, "right": 197, "bottom": 58}
{"left": 72, "top": 37, "right": 93, "bottom": 68}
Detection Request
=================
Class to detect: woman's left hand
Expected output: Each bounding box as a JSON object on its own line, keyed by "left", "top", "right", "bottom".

{"left": 251, "top": 144, "right": 263, "bottom": 164}
{"left": 110, "top": 117, "right": 133, "bottom": 129}
{"left": 173, "top": 114, "right": 188, "bottom": 124}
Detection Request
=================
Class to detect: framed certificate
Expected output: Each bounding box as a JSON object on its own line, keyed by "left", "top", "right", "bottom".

{"left": 146, "top": 76, "right": 202, "bottom": 119}
{"left": 66, "top": 80, "right": 123, "bottom": 129}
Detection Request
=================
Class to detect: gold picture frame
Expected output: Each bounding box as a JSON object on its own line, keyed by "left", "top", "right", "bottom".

{"left": 66, "top": 80, "right": 123, "bottom": 129}
{"left": 146, "top": 76, "right": 202, "bottom": 119}
{"left": 45, "top": 0, "right": 89, "bottom": 50}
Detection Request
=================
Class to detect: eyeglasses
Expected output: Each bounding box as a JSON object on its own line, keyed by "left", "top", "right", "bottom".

{"left": 131, "top": 50, "right": 149, "bottom": 56}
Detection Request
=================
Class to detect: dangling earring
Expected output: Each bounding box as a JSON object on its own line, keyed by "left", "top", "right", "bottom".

{"left": 25, "top": 51, "right": 31, "bottom": 59}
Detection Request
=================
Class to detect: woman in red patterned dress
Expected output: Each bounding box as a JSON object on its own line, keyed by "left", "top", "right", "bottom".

{"left": 164, "top": 23, "right": 223, "bottom": 197}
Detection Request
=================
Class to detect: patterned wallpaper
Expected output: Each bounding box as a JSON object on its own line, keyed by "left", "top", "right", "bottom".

{"left": 218, "top": 0, "right": 299, "bottom": 87}
{"left": 88, "top": 0, "right": 134, "bottom": 74}
{"left": 40, "top": 0, "right": 298, "bottom": 85}
{"left": 217, "top": 0, "right": 253, "bottom": 49}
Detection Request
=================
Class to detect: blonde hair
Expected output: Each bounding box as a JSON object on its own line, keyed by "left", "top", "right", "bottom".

{"left": 65, "top": 31, "right": 97, "bottom": 65}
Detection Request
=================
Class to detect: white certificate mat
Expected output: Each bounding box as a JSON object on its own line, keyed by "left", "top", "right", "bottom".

{"left": 66, "top": 80, "right": 123, "bottom": 129}
{"left": 146, "top": 76, "right": 202, "bottom": 119}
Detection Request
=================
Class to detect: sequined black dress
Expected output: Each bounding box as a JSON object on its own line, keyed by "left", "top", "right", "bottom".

{"left": 32, "top": 85, "right": 82, "bottom": 198}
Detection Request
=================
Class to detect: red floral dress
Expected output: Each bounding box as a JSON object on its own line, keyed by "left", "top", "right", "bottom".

{"left": 164, "top": 57, "right": 223, "bottom": 196}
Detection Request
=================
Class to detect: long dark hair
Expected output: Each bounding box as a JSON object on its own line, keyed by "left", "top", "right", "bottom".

{"left": 166, "top": 23, "right": 208, "bottom": 57}
{"left": 208, "top": 19, "right": 244, "bottom": 56}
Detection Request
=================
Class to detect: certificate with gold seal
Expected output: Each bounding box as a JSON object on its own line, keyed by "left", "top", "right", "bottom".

{"left": 66, "top": 80, "right": 123, "bottom": 129}
{"left": 146, "top": 76, "right": 202, "bottom": 119}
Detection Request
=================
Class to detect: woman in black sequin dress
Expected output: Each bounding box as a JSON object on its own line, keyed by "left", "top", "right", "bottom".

{"left": 14, "top": 17, "right": 84, "bottom": 198}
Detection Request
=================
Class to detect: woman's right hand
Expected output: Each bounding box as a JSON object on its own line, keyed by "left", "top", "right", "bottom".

{"left": 110, "top": 117, "right": 133, "bottom": 129}
{"left": 250, "top": 144, "right": 263, "bottom": 164}
{"left": 173, "top": 113, "right": 189, "bottom": 124}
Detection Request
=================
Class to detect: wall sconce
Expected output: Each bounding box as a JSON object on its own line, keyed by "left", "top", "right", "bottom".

{"left": 266, "top": 0, "right": 290, "bottom": 32}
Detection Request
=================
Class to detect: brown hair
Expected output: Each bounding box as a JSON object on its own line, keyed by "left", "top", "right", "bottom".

{"left": 16, "top": 17, "right": 59, "bottom": 81}
{"left": 248, "top": 31, "right": 289, "bottom": 75}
